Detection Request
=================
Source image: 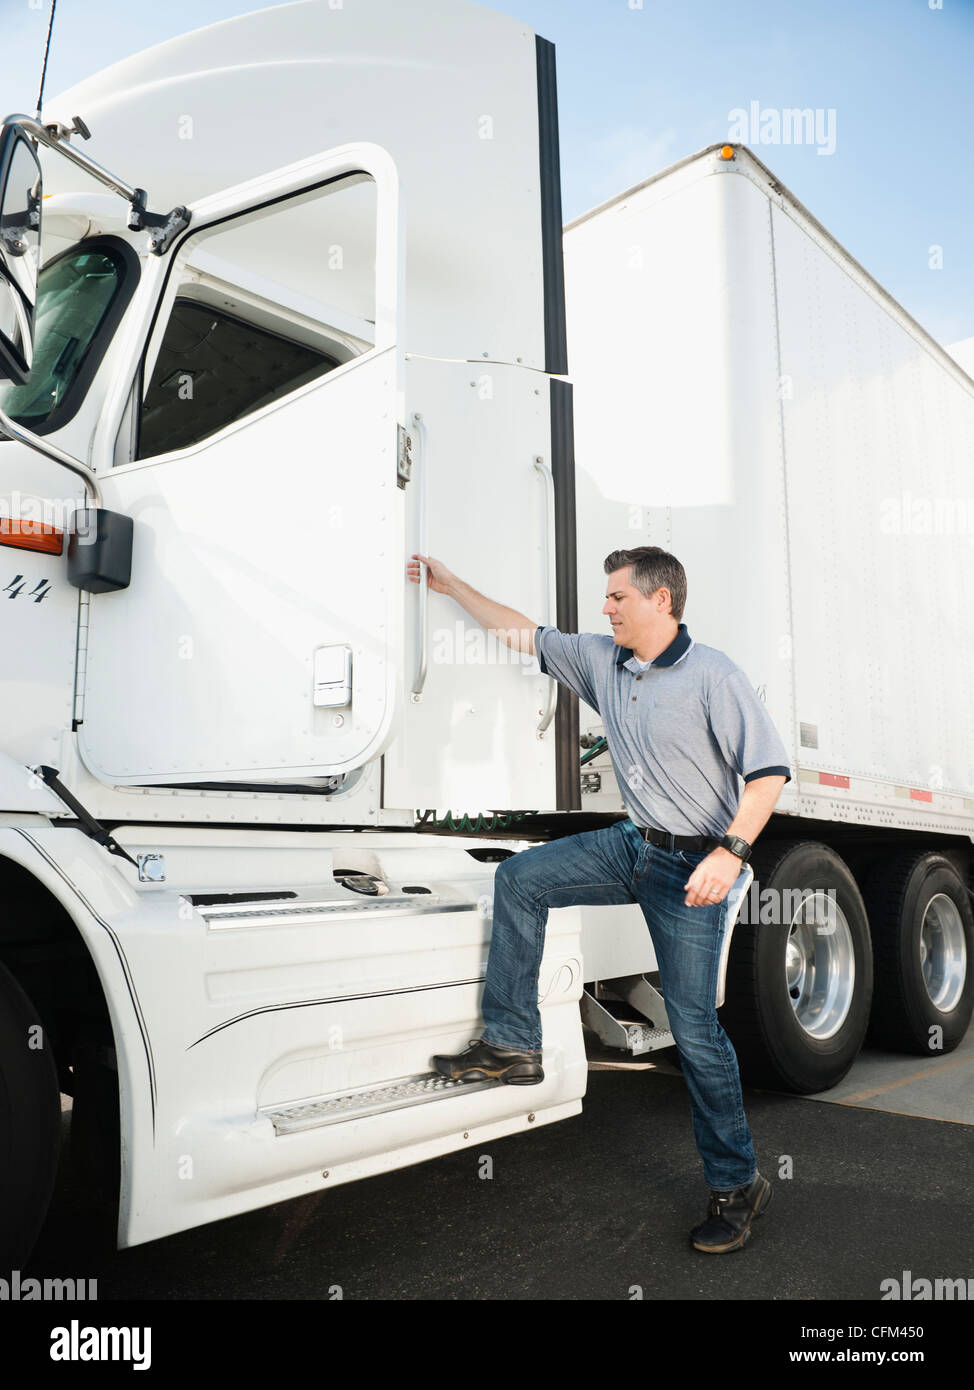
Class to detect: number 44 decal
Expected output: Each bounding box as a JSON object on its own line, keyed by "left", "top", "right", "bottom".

{"left": 4, "top": 574, "right": 53, "bottom": 602}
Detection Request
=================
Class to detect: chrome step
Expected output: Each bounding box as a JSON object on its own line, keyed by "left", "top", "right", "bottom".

{"left": 620, "top": 1024, "right": 674, "bottom": 1053}
{"left": 200, "top": 896, "right": 477, "bottom": 930}
{"left": 261, "top": 1071, "right": 501, "bottom": 1134}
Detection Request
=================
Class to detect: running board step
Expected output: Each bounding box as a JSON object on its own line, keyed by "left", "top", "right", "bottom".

{"left": 580, "top": 986, "right": 674, "bottom": 1056}
{"left": 261, "top": 1071, "right": 502, "bottom": 1135}
{"left": 199, "top": 897, "right": 475, "bottom": 930}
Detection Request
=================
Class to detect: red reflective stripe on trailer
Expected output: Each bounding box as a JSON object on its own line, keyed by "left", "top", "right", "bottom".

{"left": 818, "top": 772, "right": 850, "bottom": 788}
{"left": 0, "top": 518, "right": 64, "bottom": 555}
{"left": 909, "top": 788, "right": 933, "bottom": 802}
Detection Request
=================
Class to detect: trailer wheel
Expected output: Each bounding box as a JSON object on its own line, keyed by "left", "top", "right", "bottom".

{"left": 0, "top": 959, "right": 62, "bottom": 1266}
{"left": 721, "top": 841, "right": 873, "bottom": 1093}
{"left": 858, "top": 852, "right": 973, "bottom": 1055}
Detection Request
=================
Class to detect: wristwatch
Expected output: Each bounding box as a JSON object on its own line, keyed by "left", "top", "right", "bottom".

{"left": 719, "top": 834, "right": 752, "bottom": 864}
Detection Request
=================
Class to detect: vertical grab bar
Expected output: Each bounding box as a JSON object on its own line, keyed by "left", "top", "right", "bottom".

{"left": 534, "top": 456, "right": 557, "bottom": 736}
{"left": 410, "top": 413, "right": 429, "bottom": 701}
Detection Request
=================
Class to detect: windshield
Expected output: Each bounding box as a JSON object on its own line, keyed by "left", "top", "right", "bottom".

{"left": 0, "top": 242, "right": 131, "bottom": 431}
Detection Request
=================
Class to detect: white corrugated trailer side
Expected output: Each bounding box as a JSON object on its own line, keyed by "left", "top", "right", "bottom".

{"left": 564, "top": 144, "right": 974, "bottom": 1089}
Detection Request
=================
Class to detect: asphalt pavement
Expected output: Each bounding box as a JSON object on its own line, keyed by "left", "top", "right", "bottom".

{"left": 26, "top": 1066, "right": 974, "bottom": 1302}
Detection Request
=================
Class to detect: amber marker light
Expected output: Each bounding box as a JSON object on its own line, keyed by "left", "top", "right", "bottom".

{"left": 719, "top": 145, "right": 736, "bottom": 160}
{"left": 0, "top": 518, "right": 64, "bottom": 555}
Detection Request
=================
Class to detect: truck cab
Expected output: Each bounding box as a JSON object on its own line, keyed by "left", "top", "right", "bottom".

{"left": 0, "top": 0, "right": 593, "bottom": 1264}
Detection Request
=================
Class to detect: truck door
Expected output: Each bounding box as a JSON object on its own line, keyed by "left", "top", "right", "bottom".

{"left": 80, "top": 145, "right": 404, "bottom": 787}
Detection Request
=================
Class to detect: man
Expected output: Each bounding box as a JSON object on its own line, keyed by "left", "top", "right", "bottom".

{"left": 406, "top": 545, "right": 790, "bottom": 1254}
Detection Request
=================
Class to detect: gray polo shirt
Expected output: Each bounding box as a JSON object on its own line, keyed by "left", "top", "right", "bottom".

{"left": 536, "top": 622, "right": 791, "bottom": 838}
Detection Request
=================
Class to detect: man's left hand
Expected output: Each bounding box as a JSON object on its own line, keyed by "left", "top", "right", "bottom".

{"left": 684, "top": 847, "right": 742, "bottom": 907}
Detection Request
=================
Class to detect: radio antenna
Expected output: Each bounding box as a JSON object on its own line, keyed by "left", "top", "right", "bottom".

{"left": 35, "top": 0, "right": 59, "bottom": 121}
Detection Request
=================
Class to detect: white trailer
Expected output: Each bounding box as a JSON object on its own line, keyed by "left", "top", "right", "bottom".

{"left": 563, "top": 144, "right": 974, "bottom": 1091}
{"left": 0, "top": 1, "right": 970, "bottom": 1265}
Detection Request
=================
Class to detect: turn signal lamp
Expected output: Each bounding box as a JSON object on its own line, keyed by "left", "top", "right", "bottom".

{"left": 0, "top": 518, "right": 64, "bottom": 554}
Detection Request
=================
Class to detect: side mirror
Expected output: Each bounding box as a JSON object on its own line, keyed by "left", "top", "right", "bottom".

{"left": 0, "top": 124, "right": 42, "bottom": 385}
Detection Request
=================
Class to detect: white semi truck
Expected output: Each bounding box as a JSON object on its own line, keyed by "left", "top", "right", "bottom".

{"left": 0, "top": 0, "right": 971, "bottom": 1265}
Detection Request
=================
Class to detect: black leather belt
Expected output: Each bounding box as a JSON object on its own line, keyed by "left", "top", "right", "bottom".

{"left": 635, "top": 825, "right": 718, "bottom": 852}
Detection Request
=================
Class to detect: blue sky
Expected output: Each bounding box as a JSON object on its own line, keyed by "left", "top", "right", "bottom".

{"left": 3, "top": 0, "right": 973, "bottom": 345}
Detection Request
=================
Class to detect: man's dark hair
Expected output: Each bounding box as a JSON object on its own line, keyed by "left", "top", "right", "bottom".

{"left": 603, "top": 546, "right": 687, "bottom": 622}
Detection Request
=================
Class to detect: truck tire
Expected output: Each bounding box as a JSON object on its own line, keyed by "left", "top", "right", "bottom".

{"left": 721, "top": 841, "right": 873, "bottom": 1093}
{"left": 0, "top": 959, "right": 61, "bottom": 1266}
{"left": 70, "top": 1032, "right": 121, "bottom": 1205}
{"left": 858, "top": 851, "right": 973, "bottom": 1055}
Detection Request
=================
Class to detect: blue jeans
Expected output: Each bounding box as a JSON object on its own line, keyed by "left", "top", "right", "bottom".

{"left": 480, "top": 817, "right": 756, "bottom": 1191}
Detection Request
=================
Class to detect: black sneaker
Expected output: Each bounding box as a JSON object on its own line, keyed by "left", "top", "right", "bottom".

{"left": 689, "top": 1172, "right": 773, "bottom": 1253}
{"left": 432, "top": 1038, "right": 544, "bottom": 1085}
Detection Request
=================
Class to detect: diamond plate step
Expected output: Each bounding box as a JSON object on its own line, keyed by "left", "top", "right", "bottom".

{"left": 200, "top": 897, "right": 477, "bottom": 930}
{"left": 261, "top": 1071, "right": 501, "bottom": 1135}
{"left": 580, "top": 987, "right": 675, "bottom": 1056}
{"left": 621, "top": 1023, "right": 674, "bottom": 1055}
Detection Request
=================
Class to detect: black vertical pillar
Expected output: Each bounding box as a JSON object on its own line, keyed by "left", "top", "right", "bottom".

{"left": 537, "top": 36, "right": 578, "bottom": 811}
{"left": 550, "top": 379, "right": 580, "bottom": 810}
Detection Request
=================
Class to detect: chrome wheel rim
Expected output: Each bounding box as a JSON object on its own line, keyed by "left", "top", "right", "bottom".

{"left": 784, "top": 891, "right": 855, "bottom": 1040}
{"left": 919, "top": 894, "right": 967, "bottom": 1013}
